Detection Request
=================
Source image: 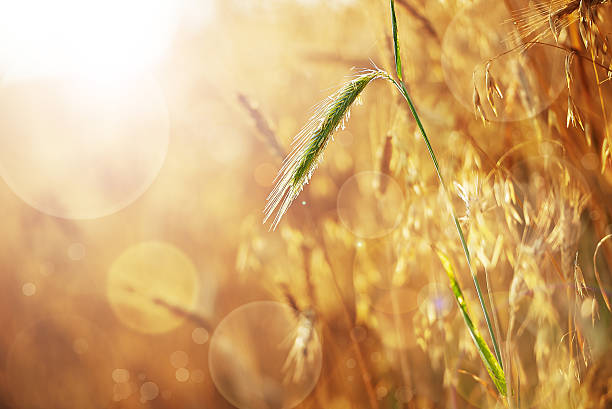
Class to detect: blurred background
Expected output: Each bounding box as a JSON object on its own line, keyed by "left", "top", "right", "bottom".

{"left": 0, "top": 1, "right": 611, "bottom": 408}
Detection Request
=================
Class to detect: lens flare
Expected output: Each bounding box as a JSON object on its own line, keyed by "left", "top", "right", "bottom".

{"left": 0, "top": 0, "right": 180, "bottom": 82}
{"left": 107, "top": 241, "right": 199, "bottom": 334}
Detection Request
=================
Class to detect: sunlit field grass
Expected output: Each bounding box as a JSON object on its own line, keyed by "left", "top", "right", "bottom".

{"left": 0, "top": 1, "right": 611, "bottom": 408}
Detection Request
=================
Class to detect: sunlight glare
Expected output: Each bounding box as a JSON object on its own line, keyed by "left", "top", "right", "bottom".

{"left": 0, "top": 0, "right": 180, "bottom": 82}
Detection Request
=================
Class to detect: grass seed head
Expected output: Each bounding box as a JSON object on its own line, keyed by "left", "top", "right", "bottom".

{"left": 573, "top": 253, "right": 587, "bottom": 298}
{"left": 565, "top": 52, "right": 575, "bottom": 90}
{"left": 484, "top": 62, "right": 503, "bottom": 116}
{"left": 472, "top": 82, "right": 486, "bottom": 123}
{"left": 579, "top": 0, "right": 591, "bottom": 43}
{"left": 264, "top": 69, "right": 388, "bottom": 230}
{"left": 567, "top": 94, "right": 584, "bottom": 130}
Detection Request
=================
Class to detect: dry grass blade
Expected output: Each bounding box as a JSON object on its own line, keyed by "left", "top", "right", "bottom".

{"left": 378, "top": 134, "right": 393, "bottom": 194}
{"left": 593, "top": 234, "right": 612, "bottom": 311}
{"left": 457, "top": 369, "right": 498, "bottom": 399}
{"left": 264, "top": 69, "right": 389, "bottom": 230}
{"left": 574, "top": 253, "right": 588, "bottom": 298}
{"left": 395, "top": 0, "right": 439, "bottom": 41}
{"left": 549, "top": 12, "right": 559, "bottom": 42}
{"left": 237, "top": 93, "right": 285, "bottom": 158}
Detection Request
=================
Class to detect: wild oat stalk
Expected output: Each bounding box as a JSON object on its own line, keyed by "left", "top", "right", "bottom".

{"left": 264, "top": 69, "right": 389, "bottom": 230}
{"left": 510, "top": 0, "right": 610, "bottom": 47}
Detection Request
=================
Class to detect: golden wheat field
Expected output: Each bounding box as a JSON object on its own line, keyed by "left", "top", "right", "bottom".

{"left": 0, "top": 0, "right": 611, "bottom": 408}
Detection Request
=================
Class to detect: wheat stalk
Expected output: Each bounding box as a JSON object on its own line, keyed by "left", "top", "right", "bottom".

{"left": 388, "top": 0, "right": 506, "bottom": 396}
{"left": 264, "top": 0, "right": 507, "bottom": 396}
{"left": 264, "top": 69, "right": 390, "bottom": 230}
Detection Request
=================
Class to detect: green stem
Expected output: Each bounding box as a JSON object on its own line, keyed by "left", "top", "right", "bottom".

{"left": 390, "top": 0, "right": 403, "bottom": 82}
{"left": 388, "top": 0, "right": 503, "bottom": 373}
{"left": 391, "top": 77, "right": 503, "bottom": 369}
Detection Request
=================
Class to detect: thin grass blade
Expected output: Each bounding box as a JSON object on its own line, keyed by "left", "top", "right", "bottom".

{"left": 437, "top": 250, "right": 507, "bottom": 396}
{"left": 388, "top": 0, "right": 504, "bottom": 372}
{"left": 390, "top": 0, "right": 403, "bottom": 81}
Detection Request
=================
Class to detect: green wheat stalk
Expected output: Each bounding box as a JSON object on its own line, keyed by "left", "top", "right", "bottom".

{"left": 264, "top": 68, "right": 390, "bottom": 230}
{"left": 264, "top": 0, "right": 506, "bottom": 396}
{"left": 437, "top": 250, "right": 507, "bottom": 395}
{"left": 387, "top": 0, "right": 505, "bottom": 396}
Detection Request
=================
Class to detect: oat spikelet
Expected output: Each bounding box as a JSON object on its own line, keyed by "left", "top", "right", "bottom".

{"left": 508, "top": 0, "right": 610, "bottom": 47}
{"left": 579, "top": 0, "right": 593, "bottom": 48}
{"left": 574, "top": 253, "right": 587, "bottom": 298}
{"left": 282, "top": 309, "right": 317, "bottom": 384}
{"left": 378, "top": 134, "right": 393, "bottom": 194}
{"left": 566, "top": 94, "right": 584, "bottom": 130}
{"left": 565, "top": 52, "right": 575, "bottom": 90}
{"left": 484, "top": 62, "right": 503, "bottom": 116}
{"left": 564, "top": 52, "right": 585, "bottom": 130}
{"left": 472, "top": 80, "right": 486, "bottom": 123}
{"left": 264, "top": 69, "right": 389, "bottom": 229}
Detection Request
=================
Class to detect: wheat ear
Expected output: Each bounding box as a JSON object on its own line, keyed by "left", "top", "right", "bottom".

{"left": 264, "top": 69, "right": 390, "bottom": 230}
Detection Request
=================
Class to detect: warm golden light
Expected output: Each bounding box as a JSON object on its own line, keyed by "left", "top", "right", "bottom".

{"left": 1, "top": 2, "right": 611, "bottom": 409}
{"left": 0, "top": 0, "right": 180, "bottom": 82}
{"left": 107, "top": 241, "right": 199, "bottom": 334}
{"left": 0, "top": 72, "right": 169, "bottom": 219}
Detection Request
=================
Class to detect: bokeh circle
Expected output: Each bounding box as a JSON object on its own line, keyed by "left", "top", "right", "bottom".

{"left": 441, "top": 0, "right": 565, "bottom": 121}
{"left": 337, "top": 171, "right": 405, "bottom": 239}
{"left": 0, "top": 67, "right": 169, "bottom": 219}
{"left": 209, "top": 301, "right": 322, "bottom": 409}
{"left": 107, "top": 241, "right": 199, "bottom": 334}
